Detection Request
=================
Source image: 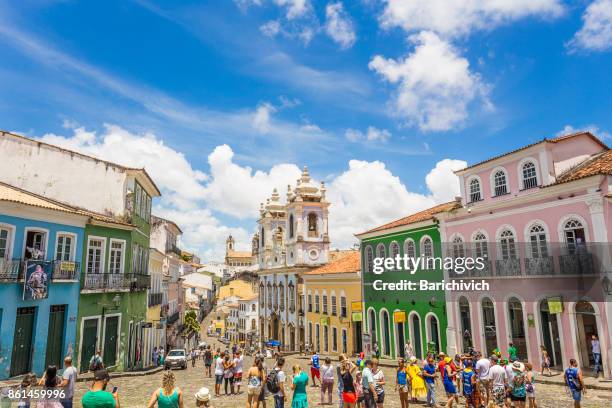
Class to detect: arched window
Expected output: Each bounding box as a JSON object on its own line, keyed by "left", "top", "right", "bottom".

{"left": 508, "top": 297, "right": 527, "bottom": 360}
{"left": 273, "top": 284, "right": 278, "bottom": 309}
{"left": 259, "top": 283, "right": 265, "bottom": 306}
{"left": 499, "top": 229, "right": 516, "bottom": 260}
{"left": 481, "top": 297, "right": 497, "bottom": 354}
{"left": 410, "top": 313, "right": 422, "bottom": 359}
{"left": 522, "top": 162, "right": 538, "bottom": 189}
{"left": 261, "top": 227, "right": 265, "bottom": 247}
{"left": 528, "top": 224, "right": 548, "bottom": 258}
{"left": 267, "top": 283, "right": 272, "bottom": 309}
{"left": 458, "top": 297, "right": 473, "bottom": 352}
{"left": 340, "top": 292, "right": 347, "bottom": 317}
{"left": 493, "top": 170, "right": 508, "bottom": 196}
{"left": 315, "top": 292, "right": 320, "bottom": 313}
{"left": 390, "top": 241, "right": 400, "bottom": 271}
{"left": 404, "top": 239, "right": 416, "bottom": 259}
{"left": 381, "top": 310, "right": 391, "bottom": 356}
{"left": 564, "top": 219, "right": 586, "bottom": 254}
{"left": 469, "top": 178, "right": 482, "bottom": 203}
{"left": 376, "top": 243, "right": 386, "bottom": 259}
{"left": 251, "top": 304, "right": 256, "bottom": 312}
{"left": 421, "top": 237, "right": 434, "bottom": 270}
{"left": 368, "top": 309, "right": 376, "bottom": 348}
{"left": 308, "top": 213, "right": 318, "bottom": 237}
{"left": 451, "top": 236, "right": 465, "bottom": 258}
{"left": 427, "top": 314, "right": 440, "bottom": 353}
{"left": 279, "top": 282, "right": 285, "bottom": 311}
{"left": 289, "top": 214, "right": 294, "bottom": 238}
{"left": 474, "top": 232, "right": 488, "bottom": 260}
{"left": 365, "top": 245, "right": 374, "bottom": 273}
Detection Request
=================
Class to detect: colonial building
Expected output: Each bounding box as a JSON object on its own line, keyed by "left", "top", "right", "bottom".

{"left": 303, "top": 251, "right": 363, "bottom": 356}
{"left": 0, "top": 130, "right": 161, "bottom": 374}
{"left": 238, "top": 294, "right": 259, "bottom": 347}
{"left": 225, "top": 235, "right": 255, "bottom": 268}
{"left": 144, "top": 247, "right": 165, "bottom": 369}
{"left": 256, "top": 166, "right": 330, "bottom": 352}
{"left": 356, "top": 202, "right": 458, "bottom": 360}
{"left": 440, "top": 131, "right": 611, "bottom": 378}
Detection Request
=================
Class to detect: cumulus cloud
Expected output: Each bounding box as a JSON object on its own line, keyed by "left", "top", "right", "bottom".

{"left": 260, "top": 20, "right": 282, "bottom": 37}
{"left": 379, "top": 0, "right": 564, "bottom": 38}
{"left": 425, "top": 159, "right": 466, "bottom": 202}
{"left": 556, "top": 124, "right": 611, "bottom": 140}
{"left": 369, "top": 31, "right": 491, "bottom": 131}
{"left": 325, "top": 2, "right": 357, "bottom": 49}
{"left": 345, "top": 126, "right": 391, "bottom": 143}
{"left": 274, "top": 0, "right": 311, "bottom": 20}
{"left": 567, "top": 0, "right": 612, "bottom": 53}
{"left": 252, "top": 102, "right": 277, "bottom": 134}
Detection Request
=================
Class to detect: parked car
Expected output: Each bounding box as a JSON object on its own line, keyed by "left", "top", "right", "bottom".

{"left": 164, "top": 349, "right": 187, "bottom": 370}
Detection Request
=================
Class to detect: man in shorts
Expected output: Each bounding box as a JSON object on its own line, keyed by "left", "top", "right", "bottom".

{"left": 475, "top": 351, "right": 491, "bottom": 406}
{"left": 488, "top": 355, "right": 507, "bottom": 408}
{"left": 234, "top": 351, "right": 244, "bottom": 394}
{"left": 310, "top": 351, "right": 320, "bottom": 387}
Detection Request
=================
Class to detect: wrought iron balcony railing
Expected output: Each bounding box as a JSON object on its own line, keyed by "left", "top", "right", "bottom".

{"left": 82, "top": 273, "right": 130, "bottom": 291}
{"left": 524, "top": 256, "right": 554, "bottom": 276}
{"left": 149, "top": 292, "right": 163, "bottom": 306}
{"left": 126, "top": 273, "right": 151, "bottom": 291}
{"left": 0, "top": 259, "right": 23, "bottom": 281}
{"left": 52, "top": 260, "right": 80, "bottom": 280}
{"left": 559, "top": 252, "right": 595, "bottom": 275}
{"left": 495, "top": 258, "right": 522, "bottom": 277}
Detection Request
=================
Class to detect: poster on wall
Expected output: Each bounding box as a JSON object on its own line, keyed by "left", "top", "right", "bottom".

{"left": 23, "top": 260, "right": 52, "bottom": 300}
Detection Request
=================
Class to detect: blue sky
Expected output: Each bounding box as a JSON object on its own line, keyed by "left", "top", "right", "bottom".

{"left": 0, "top": 0, "right": 611, "bottom": 260}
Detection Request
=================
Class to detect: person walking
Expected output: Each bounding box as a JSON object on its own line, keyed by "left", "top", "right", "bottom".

{"left": 246, "top": 357, "right": 265, "bottom": 408}
{"left": 310, "top": 351, "right": 321, "bottom": 387}
{"left": 565, "top": 359, "right": 585, "bottom": 408}
{"left": 508, "top": 343, "right": 518, "bottom": 362}
{"left": 371, "top": 359, "right": 385, "bottom": 408}
{"left": 339, "top": 357, "right": 357, "bottom": 408}
{"left": 354, "top": 371, "right": 364, "bottom": 408}
{"left": 235, "top": 351, "right": 245, "bottom": 394}
{"left": 509, "top": 361, "right": 527, "bottom": 408}
{"left": 474, "top": 351, "right": 491, "bottom": 406}
{"left": 60, "top": 356, "right": 78, "bottom": 408}
{"left": 272, "top": 357, "right": 287, "bottom": 408}
{"left": 192, "top": 349, "right": 198, "bottom": 368}
{"left": 146, "top": 370, "right": 184, "bottom": 408}
{"left": 373, "top": 343, "right": 380, "bottom": 359}
{"left": 361, "top": 360, "right": 377, "bottom": 408}
{"left": 394, "top": 358, "right": 409, "bottom": 408}
{"left": 205, "top": 347, "right": 213, "bottom": 378}
{"left": 38, "top": 365, "right": 63, "bottom": 408}
{"left": 442, "top": 357, "right": 458, "bottom": 408}
{"left": 153, "top": 347, "right": 159, "bottom": 368}
{"left": 525, "top": 363, "right": 537, "bottom": 408}
{"left": 539, "top": 346, "right": 551, "bottom": 377}
{"left": 406, "top": 356, "right": 425, "bottom": 402}
{"left": 488, "top": 355, "right": 506, "bottom": 408}
{"left": 81, "top": 369, "right": 119, "bottom": 408}
{"left": 214, "top": 352, "right": 225, "bottom": 397}
{"left": 422, "top": 356, "right": 437, "bottom": 408}
{"left": 591, "top": 334, "right": 602, "bottom": 378}
{"left": 290, "top": 365, "right": 309, "bottom": 408}
{"left": 459, "top": 359, "right": 476, "bottom": 408}
{"left": 321, "top": 357, "right": 335, "bottom": 405}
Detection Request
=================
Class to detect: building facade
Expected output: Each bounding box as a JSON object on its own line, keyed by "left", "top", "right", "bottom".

{"left": 0, "top": 183, "right": 86, "bottom": 379}
{"left": 238, "top": 294, "right": 259, "bottom": 347}
{"left": 440, "top": 131, "right": 611, "bottom": 377}
{"left": 356, "top": 202, "right": 458, "bottom": 359}
{"left": 303, "top": 251, "right": 363, "bottom": 356}
{"left": 144, "top": 247, "right": 165, "bottom": 369}
{"left": 256, "top": 167, "right": 330, "bottom": 352}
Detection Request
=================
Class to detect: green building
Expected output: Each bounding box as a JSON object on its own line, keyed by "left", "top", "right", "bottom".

{"left": 356, "top": 201, "right": 458, "bottom": 360}
{"left": 75, "top": 176, "right": 160, "bottom": 373}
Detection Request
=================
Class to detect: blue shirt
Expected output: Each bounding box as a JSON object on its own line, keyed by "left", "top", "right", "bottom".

{"left": 311, "top": 355, "right": 320, "bottom": 369}
{"left": 423, "top": 364, "right": 436, "bottom": 384}
{"left": 461, "top": 369, "right": 475, "bottom": 395}
{"left": 397, "top": 369, "right": 407, "bottom": 385}
{"left": 566, "top": 367, "right": 580, "bottom": 391}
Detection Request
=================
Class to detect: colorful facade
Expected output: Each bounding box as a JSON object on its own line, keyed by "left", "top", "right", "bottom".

{"left": 303, "top": 251, "right": 363, "bottom": 356}
{"left": 0, "top": 183, "right": 86, "bottom": 379}
{"left": 440, "top": 131, "right": 611, "bottom": 377}
{"left": 356, "top": 202, "right": 459, "bottom": 359}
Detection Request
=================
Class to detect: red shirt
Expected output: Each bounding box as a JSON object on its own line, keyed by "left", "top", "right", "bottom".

{"left": 438, "top": 360, "right": 446, "bottom": 376}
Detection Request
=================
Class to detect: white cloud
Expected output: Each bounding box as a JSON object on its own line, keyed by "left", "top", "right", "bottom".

{"left": 369, "top": 31, "right": 490, "bottom": 131}
{"left": 567, "top": 0, "right": 612, "bottom": 53}
{"left": 325, "top": 2, "right": 357, "bottom": 49}
{"left": 260, "top": 20, "right": 282, "bottom": 37}
{"left": 379, "top": 0, "right": 564, "bottom": 38}
{"left": 345, "top": 128, "right": 363, "bottom": 142}
{"left": 274, "top": 0, "right": 311, "bottom": 20}
{"left": 425, "top": 158, "right": 466, "bottom": 202}
{"left": 344, "top": 126, "right": 391, "bottom": 143}
{"left": 252, "top": 102, "right": 277, "bottom": 134}
{"left": 556, "top": 124, "right": 611, "bottom": 140}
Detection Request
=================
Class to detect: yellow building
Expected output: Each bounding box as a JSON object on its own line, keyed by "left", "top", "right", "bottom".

{"left": 303, "top": 251, "right": 363, "bottom": 357}
{"left": 218, "top": 278, "right": 256, "bottom": 301}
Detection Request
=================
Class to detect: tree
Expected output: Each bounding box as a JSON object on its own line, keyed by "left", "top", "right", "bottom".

{"left": 184, "top": 310, "right": 200, "bottom": 334}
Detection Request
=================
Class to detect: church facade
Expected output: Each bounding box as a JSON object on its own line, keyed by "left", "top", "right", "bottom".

{"left": 255, "top": 167, "right": 330, "bottom": 352}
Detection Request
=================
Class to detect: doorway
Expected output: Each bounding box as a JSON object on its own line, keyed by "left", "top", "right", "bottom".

{"left": 396, "top": 320, "right": 406, "bottom": 358}
{"left": 411, "top": 313, "right": 422, "bottom": 359}
{"left": 45, "top": 305, "right": 66, "bottom": 369}
{"left": 575, "top": 301, "right": 598, "bottom": 370}
{"left": 539, "top": 300, "right": 562, "bottom": 368}
{"left": 80, "top": 318, "right": 98, "bottom": 372}
{"left": 11, "top": 307, "right": 36, "bottom": 377}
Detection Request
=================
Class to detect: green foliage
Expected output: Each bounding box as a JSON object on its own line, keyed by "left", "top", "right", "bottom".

{"left": 184, "top": 310, "right": 200, "bottom": 334}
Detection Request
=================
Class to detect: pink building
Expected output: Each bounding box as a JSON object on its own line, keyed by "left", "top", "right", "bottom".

{"left": 438, "top": 132, "right": 611, "bottom": 378}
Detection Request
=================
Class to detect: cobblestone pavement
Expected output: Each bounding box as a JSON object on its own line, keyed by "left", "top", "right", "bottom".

{"left": 72, "top": 341, "right": 612, "bottom": 408}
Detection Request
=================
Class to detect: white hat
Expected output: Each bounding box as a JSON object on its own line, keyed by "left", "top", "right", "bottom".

{"left": 195, "top": 387, "right": 210, "bottom": 402}
{"left": 512, "top": 361, "right": 525, "bottom": 372}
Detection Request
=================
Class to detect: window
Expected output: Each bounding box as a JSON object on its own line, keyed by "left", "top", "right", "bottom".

{"left": 308, "top": 213, "right": 318, "bottom": 237}
{"left": 279, "top": 283, "right": 285, "bottom": 311}
{"left": 324, "top": 326, "right": 329, "bottom": 352}
{"left": 135, "top": 184, "right": 142, "bottom": 216}
{"left": 522, "top": 162, "right": 538, "bottom": 189}
{"left": 500, "top": 229, "right": 517, "bottom": 260}
{"left": 315, "top": 324, "right": 320, "bottom": 351}
{"left": 259, "top": 284, "right": 264, "bottom": 306}
{"left": 267, "top": 284, "right": 272, "bottom": 309}
{"left": 25, "top": 230, "right": 46, "bottom": 260}
{"left": 109, "top": 240, "right": 125, "bottom": 274}
{"left": 342, "top": 329, "right": 348, "bottom": 353}
{"left": 422, "top": 237, "right": 434, "bottom": 258}
{"left": 564, "top": 219, "right": 586, "bottom": 254}
{"left": 340, "top": 295, "right": 347, "bottom": 318}
{"left": 322, "top": 293, "right": 328, "bottom": 314}
{"left": 289, "top": 214, "right": 294, "bottom": 238}
{"left": 365, "top": 246, "right": 374, "bottom": 273}
{"left": 0, "top": 227, "right": 11, "bottom": 260}
{"left": 474, "top": 232, "right": 488, "bottom": 260}
{"left": 332, "top": 327, "right": 338, "bottom": 352}
{"left": 308, "top": 293, "right": 313, "bottom": 312}
{"left": 87, "top": 238, "right": 105, "bottom": 274}
{"left": 308, "top": 323, "right": 313, "bottom": 346}
{"left": 315, "top": 294, "right": 320, "bottom": 313}
{"left": 404, "top": 239, "right": 416, "bottom": 260}
{"left": 451, "top": 236, "right": 465, "bottom": 258}
{"left": 331, "top": 294, "right": 337, "bottom": 316}
{"left": 376, "top": 243, "right": 386, "bottom": 259}
{"left": 55, "top": 234, "right": 74, "bottom": 261}
{"left": 390, "top": 241, "right": 400, "bottom": 271}
{"left": 493, "top": 170, "right": 508, "bottom": 196}
{"left": 528, "top": 224, "right": 548, "bottom": 258}
{"left": 469, "top": 178, "right": 482, "bottom": 202}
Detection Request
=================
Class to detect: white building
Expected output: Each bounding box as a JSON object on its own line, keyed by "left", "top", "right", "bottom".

{"left": 256, "top": 167, "right": 330, "bottom": 351}
{"left": 238, "top": 294, "right": 259, "bottom": 347}
{"left": 182, "top": 272, "right": 214, "bottom": 317}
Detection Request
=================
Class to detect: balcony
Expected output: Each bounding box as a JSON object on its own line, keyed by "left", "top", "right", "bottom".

{"left": 524, "top": 256, "right": 554, "bottom": 276}
{"left": 52, "top": 260, "right": 80, "bottom": 280}
{"left": 495, "top": 258, "right": 521, "bottom": 277}
{"left": 126, "top": 273, "right": 151, "bottom": 291}
{"left": 166, "top": 244, "right": 182, "bottom": 257}
{"left": 0, "top": 259, "right": 23, "bottom": 281}
{"left": 149, "top": 292, "right": 163, "bottom": 306}
{"left": 82, "top": 273, "right": 130, "bottom": 291}
{"left": 559, "top": 252, "right": 595, "bottom": 275}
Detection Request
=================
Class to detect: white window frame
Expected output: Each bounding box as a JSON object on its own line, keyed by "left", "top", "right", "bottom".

{"left": 467, "top": 176, "right": 482, "bottom": 203}
{"left": 332, "top": 326, "right": 338, "bottom": 352}
{"left": 101, "top": 312, "right": 122, "bottom": 368}
{"left": 109, "top": 239, "right": 126, "bottom": 275}
{"left": 86, "top": 236, "right": 107, "bottom": 275}
{"left": 517, "top": 157, "right": 540, "bottom": 190}
{"left": 0, "top": 223, "right": 16, "bottom": 260}
{"left": 22, "top": 227, "right": 50, "bottom": 260}
{"left": 490, "top": 166, "right": 509, "bottom": 197}
{"left": 55, "top": 232, "right": 77, "bottom": 262}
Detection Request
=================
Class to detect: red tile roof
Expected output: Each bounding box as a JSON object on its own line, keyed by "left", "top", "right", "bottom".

{"left": 305, "top": 251, "right": 360, "bottom": 275}
{"left": 552, "top": 149, "right": 612, "bottom": 185}
{"left": 357, "top": 201, "right": 460, "bottom": 236}
{"left": 456, "top": 131, "right": 607, "bottom": 173}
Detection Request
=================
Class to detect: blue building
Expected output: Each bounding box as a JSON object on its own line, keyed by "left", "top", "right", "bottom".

{"left": 0, "top": 182, "right": 88, "bottom": 379}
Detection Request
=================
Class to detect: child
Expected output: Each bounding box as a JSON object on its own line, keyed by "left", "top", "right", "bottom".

{"left": 355, "top": 371, "right": 364, "bottom": 408}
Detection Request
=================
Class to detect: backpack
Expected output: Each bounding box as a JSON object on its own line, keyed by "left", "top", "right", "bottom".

{"left": 266, "top": 369, "right": 280, "bottom": 393}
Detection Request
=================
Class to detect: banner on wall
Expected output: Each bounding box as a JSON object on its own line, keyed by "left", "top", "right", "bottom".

{"left": 393, "top": 310, "right": 406, "bottom": 323}
{"left": 352, "top": 312, "right": 362, "bottom": 322}
{"left": 548, "top": 297, "right": 563, "bottom": 314}
{"left": 320, "top": 316, "right": 330, "bottom": 326}
{"left": 351, "top": 301, "right": 362, "bottom": 311}
{"left": 23, "top": 260, "right": 52, "bottom": 300}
